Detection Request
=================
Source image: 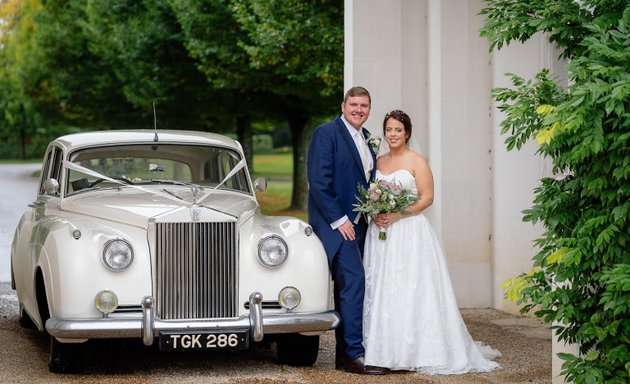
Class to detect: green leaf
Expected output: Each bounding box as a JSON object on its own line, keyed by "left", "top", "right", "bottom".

{"left": 558, "top": 352, "right": 578, "bottom": 361}
{"left": 584, "top": 350, "right": 599, "bottom": 361}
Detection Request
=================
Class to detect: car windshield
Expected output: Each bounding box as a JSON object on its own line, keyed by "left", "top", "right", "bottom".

{"left": 65, "top": 144, "right": 250, "bottom": 196}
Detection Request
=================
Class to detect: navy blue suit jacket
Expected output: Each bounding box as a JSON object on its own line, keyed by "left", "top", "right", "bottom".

{"left": 307, "top": 116, "right": 377, "bottom": 265}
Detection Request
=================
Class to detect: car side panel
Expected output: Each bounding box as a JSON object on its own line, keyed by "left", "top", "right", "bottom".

{"left": 11, "top": 210, "right": 40, "bottom": 326}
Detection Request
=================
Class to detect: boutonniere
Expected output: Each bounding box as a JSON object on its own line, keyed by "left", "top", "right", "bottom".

{"left": 366, "top": 135, "right": 382, "bottom": 154}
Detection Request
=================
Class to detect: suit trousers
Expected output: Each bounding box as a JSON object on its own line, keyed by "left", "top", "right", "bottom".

{"left": 331, "top": 226, "right": 366, "bottom": 361}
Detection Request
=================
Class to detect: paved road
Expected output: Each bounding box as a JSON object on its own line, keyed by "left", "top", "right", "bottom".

{"left": 0, "top": 163, "right": 41, "bottom": 282}
{"left": 0, "top": 164, "right": 552, "bottom": 383}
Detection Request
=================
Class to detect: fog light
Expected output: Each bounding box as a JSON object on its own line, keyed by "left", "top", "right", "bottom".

{"left": 278, "top": 286, "right": 301, "bottom": 311}
{"left": 94, "top": 290, "right": 118, "bottom": 317}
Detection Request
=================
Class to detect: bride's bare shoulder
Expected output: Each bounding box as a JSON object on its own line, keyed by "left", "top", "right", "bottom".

{"left": 408, "top": 150, "right": 428, "bottom": 164}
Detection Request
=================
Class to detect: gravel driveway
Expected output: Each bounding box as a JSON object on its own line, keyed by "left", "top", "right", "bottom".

{"left": 0, "top": 283, "right": 551, "bottom": 384}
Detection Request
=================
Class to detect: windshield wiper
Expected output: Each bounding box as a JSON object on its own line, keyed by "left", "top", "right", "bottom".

{"left": 150, "top": 179, "right": 194, "bottom": 186}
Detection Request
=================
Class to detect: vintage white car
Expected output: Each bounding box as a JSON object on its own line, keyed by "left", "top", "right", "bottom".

{"left": 10, "top": 130, "right": 338, "bottom": 373}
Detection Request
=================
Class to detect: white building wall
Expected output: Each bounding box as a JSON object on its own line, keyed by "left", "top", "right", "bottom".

{"left": 344, "top": 0, "right": 562, "bottom": 311}
{"left": 490, "top": 34, "right": 560, "bottom": 311}
{"left": 344, "top": 0, "right": 427, "bottom": 156}
{"left": 431, "top": 0, "right": 494, "bottom": 308}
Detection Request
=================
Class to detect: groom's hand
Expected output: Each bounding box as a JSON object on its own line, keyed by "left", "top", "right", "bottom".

{"left": 337, "top": 220, "right": 356, "bottom": 241}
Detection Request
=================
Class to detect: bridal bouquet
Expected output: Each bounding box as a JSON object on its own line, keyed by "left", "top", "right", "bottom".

{"left": 353, "top": 179, "right": 418, "bottom": 240}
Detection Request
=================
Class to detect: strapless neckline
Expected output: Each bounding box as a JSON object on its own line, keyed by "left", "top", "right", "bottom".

{"left": 376, "top": 169, "right": 413, "bottom": 178}
{"left": 375, "top": 169, "right": 417, "bottom": 194}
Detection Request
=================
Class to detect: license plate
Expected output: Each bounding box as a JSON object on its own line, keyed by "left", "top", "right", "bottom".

{"left": 159, "top": 330, "right": 249, "bottom": 351}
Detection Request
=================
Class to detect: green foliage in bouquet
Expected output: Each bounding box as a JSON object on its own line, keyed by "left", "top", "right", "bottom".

{"left": 480, "top": 1, "right": 630, "bottom": 383}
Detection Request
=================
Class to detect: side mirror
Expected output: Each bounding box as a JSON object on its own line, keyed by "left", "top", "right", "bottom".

{"left": 44, "top": 178, "right": 60, "bottom": 196}
{"left": 254, "top": 177, "right": 267, "bottom": 192}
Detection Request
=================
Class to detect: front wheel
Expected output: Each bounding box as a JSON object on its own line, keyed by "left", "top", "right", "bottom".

{"left": 48, "top": 337, "right": 85, "bottom": 374}
{"left": 17, "top": 302, "right": 36, "bottom": 329}
{"left": 276, "top": 334, "right": 319, "bottom": 366}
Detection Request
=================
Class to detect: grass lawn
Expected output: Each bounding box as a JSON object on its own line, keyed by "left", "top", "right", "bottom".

{"left": 253, "top": 152, "right": 307, "bottom": 221}
{"left": 252, "top": 152, "right": 293, "bottom": 180}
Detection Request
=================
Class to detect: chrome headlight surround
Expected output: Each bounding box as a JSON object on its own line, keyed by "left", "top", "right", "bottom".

{"left": 257, "top": 235, "right": 288, "bottom": 268}
{"left": 102, "top": 239, "right": 134, "bottom": 272}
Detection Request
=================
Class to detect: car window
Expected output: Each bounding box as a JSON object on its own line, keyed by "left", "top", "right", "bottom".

{"left": 38, "top": 149, "right": 54, "bottom": 195}
{"left": 212, "top": 150, "right": 249, "bottom": 191}
{"left": 38, "top": 146, "right": 63, "bottom": 196}
{"left": 50, "top": 147, "right": 63, "bottom": 184}
{"left": 65, "top": 144, "right": 251, "bottom": 195}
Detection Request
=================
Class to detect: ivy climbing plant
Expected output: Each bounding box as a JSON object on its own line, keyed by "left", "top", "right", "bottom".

{"left": 480, "top": 1, "right": 630, "bottom": 383}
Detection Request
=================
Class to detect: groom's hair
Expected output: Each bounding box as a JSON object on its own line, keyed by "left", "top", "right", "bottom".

{"left": 344, "top": 86, "right": 371, "bottom": 105}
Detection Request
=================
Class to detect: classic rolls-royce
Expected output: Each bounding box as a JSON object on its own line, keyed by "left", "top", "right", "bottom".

{"left": 10, "top": 130, "right": 338, "bottom": 373}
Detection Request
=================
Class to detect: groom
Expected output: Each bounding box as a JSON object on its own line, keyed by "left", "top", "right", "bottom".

{"left": 307, "top": 86, "right": 384, "bottom": 375}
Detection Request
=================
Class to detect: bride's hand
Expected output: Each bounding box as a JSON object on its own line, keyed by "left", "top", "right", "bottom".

{"left": 373, "top": 214, "right": 387, "bottom": 228}
{"left": 374, "top": 213, "right": 400, "bottom": 228}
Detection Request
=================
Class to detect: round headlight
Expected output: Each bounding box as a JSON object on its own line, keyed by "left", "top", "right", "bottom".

{"left": 278, "top": 286, "right": 301, "bottom": 311}
{"left": 102, "top": 239, "right": 134, "bottom": 272}
{"left": 94, "top": 290, "right": 118, "bottom": 316}
{"left": 257, "top": 235, "right": 288, "bottom": 268}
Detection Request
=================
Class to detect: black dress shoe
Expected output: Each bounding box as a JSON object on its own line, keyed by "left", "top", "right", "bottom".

{"left": 340, "top": 357, "right": 387, "bottom": 375}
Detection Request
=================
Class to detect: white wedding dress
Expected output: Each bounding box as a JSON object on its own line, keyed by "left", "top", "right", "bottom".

{"left": 362, "top": 169, "right": 501, "bottom": 374}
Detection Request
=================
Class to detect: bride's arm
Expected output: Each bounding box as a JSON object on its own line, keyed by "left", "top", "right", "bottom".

{"left": 409, "top": 155, "right": 434, "bottom": 213}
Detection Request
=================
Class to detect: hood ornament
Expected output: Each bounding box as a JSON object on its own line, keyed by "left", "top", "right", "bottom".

{"left": 190, "top": 187, "right": 204, "bottom": 222}
{"left": 190, "top": 186, "right": 203, "bottom": 205}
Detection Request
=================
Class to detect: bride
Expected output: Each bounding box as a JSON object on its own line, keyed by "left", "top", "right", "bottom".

{"left": 362, "top": 110, "right": 501, "bottom": 374}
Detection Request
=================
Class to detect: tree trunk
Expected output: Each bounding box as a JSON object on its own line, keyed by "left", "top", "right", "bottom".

{"left": 19, "top": 125, "right": 26, "bottom": 160}
{"left": 236, "top": 115, "right": 253, "bottom": 171}
{"left": 287, "top": 112, "right": 311, "bottom": 211}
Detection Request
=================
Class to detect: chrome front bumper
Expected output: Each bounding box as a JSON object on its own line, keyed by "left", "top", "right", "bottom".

{"left": 46, "top": 292, "right": 340, "bottom": 346}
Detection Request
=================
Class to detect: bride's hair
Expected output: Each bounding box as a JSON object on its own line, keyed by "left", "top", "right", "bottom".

{"left": 383, "top": 110, "right": 412, "bottom": 144}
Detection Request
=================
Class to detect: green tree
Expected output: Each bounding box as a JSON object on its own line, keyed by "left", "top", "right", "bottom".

{"left": 83, "top": 0, "right": 221, "bottom": 131}
{"left": 0, "top": 0, "right": 45, "bottom": 159}
{"left": 1, "top": 0, "right": 228, "bottom": 157}
{"left": 168, "top": 0, "right": 279, "bottom": 171}
{"left": 480, "top": 1, "right": 630, "bottom": 383}
{"left": 171, "top": 0, "right": 344, "bottom": 209}
{"left": 230, "top": 0, "right": 343, "bottom": 210}
{"left": 1, "top": 0, "right": 140, "bottom": 158}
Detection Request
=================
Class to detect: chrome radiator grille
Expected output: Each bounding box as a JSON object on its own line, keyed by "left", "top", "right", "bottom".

{"left": 155, "top": 222, "right": 238, "bottom": 320}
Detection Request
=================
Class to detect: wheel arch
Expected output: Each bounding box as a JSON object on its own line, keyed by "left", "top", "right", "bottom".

{"left": 35, "top": 267, "right": 51, "bottom": 332}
